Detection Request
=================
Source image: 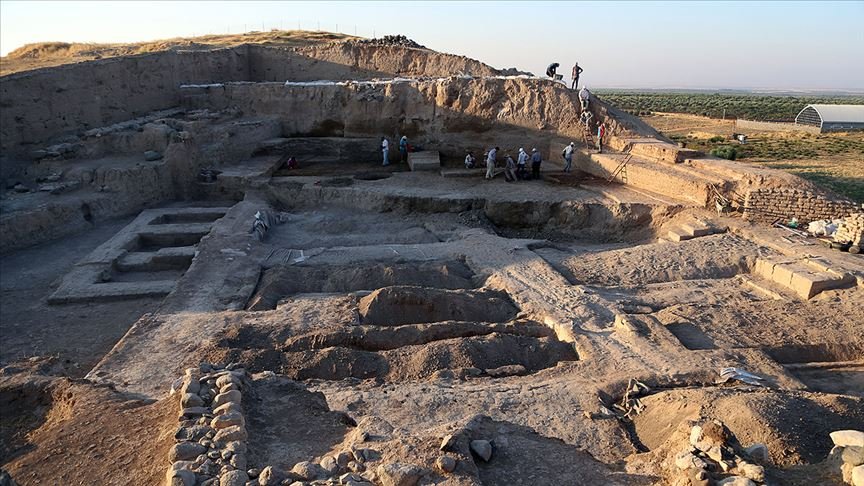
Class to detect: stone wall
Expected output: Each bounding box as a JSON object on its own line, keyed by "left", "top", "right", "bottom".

{"left": 743, "top": 188, "right": 860, "bottom": 224}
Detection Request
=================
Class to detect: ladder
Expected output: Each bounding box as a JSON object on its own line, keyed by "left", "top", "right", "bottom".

{"left": 582, "top": 123, "right": 595, "bottom": 150}
{"left": 607, "top": 153, "right": 632, "bottom": 184}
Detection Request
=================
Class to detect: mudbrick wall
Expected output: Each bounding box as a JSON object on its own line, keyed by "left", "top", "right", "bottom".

{"left": 0, "top": 44, "right": 504, "bottom": 157}
{"left": 834, "top": 213, "right": 864, "bottom": 246}
{"left": 743, "top": 188, "right": 861, "bottom": 224}
{"left": 0, "top": 47, "right": 251, "bottom": 155}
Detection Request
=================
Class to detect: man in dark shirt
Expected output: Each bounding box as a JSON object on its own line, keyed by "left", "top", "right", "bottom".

{"left": 571, "top": 63, "right": 583, "bottom": 90}
{"left": 530, "top": 148, "right": 542, "bottom": 180}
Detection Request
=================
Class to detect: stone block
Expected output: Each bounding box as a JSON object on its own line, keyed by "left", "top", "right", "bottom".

{"left": 771, "top": 264, "right": 796, "bottom": 287}
{"left": 407, "top": 151, "right": 440, "bottom": 171}
{"left": 668, "top": 229, "right": 693, "bottom": 242}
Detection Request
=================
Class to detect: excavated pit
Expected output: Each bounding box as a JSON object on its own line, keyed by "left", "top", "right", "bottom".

{"left": 3, "top": 36, "right": 864, "bottom": 486}
{"left": 246, "top": 259, "right": 477, "bottom": 311}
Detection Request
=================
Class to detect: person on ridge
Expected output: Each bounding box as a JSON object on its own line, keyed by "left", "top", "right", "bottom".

{"left": 579, "top": 86, "right": 591, "bottom": 111}
{"left": 571, "top": 62, "right": 583, "bottom": 90}
{"left": 399, "top": 135, "right": 409, "bottom": 163}
{"left": 485, "top": 146, "right": 499, "bottom": 180}
{"left": 381, "top": 136, "right": 390, "bottom": 166}
{"left": 546, "top": 62, "right": 560, "bottom": 79}
{"left": 516, "top": 147, "right": 528, "bottom": 180}
{"left": 530, "top": 148, "right": 542, "bottom": 180}
{"left": 562, "top": 142, "right": 575, "bottom": 172}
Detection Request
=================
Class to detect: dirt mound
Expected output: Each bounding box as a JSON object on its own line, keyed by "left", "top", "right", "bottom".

{"left": 630, "top": 387, "right": 864, "bottom": 466}
{"left": 358, "top": 286, "right": 518, "bottom": 326}
{"left": 0, "top": 373, "right": 175, "bottom": 484}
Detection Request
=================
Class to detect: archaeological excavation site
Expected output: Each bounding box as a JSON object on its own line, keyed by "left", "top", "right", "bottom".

{"left": 1, "top": 33, "right": 863, "bottom": 486}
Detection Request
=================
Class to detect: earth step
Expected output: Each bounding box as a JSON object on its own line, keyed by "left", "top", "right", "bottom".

{"left": 667, "top": 228, "right": 694, "bottom": 242}
{"left": 680, "top": 221, "right": 714, "bottom": 237}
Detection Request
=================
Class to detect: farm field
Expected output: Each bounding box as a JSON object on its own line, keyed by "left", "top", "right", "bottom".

{"left": 634, "top": 111, "right": 864, "bottom": 202}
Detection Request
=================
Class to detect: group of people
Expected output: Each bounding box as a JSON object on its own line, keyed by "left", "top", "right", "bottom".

{"left": 465, "top": 146, "right": 544, "bottom": 182}
{"left": 546, "top": 62, "right": 584, "bottom": 91}
{"left": 381, "top": 135, "right": 410, "bottom": 166}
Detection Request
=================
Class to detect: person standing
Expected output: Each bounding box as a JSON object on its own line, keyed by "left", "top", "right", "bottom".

{"left": 530, "top": 148, "right": 542, "bottom": 180}
{"left": 485, "top": 146, "right": 499, "bottom": 180}
{"left": 399, "top": 135, "right": 409, "bottom": 163}
{"left": 597, "top": 122, "right": 607, "bottom": 153}
{"left": 516, "top": 147, "right": 528, "bottom": 180}
{"left": 571, "top": 62, "right": 583, "bottom": 90}
{"left": 381, "top": 136, "right": 390, "bottom": 166}
{"left": 562, "top": 142, "right": 575, "bottom": 172}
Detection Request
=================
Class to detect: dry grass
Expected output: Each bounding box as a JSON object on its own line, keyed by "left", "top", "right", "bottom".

{"left": 0, "top": 30, "right": 359, "bottom": 76}
{"left": 642, "top": 112, "right": 864, "bottom": 202}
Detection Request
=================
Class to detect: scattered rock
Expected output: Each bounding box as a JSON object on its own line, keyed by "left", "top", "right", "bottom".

{"left": 229, "top": 452, "right": 247, "bottom": 470}
{"left": 470, "top": 440, "right": 493, "bottom": 462}
{"left": 219, "top": 470, "right": 249, "bottom": 486}
{"left": 258, "top": 466, "right": 284, "bottom": 485}
{"left": 736, "top": 462, "right": 765, "bottom": 483}
{"left": 347, "top": 461, "right": 365, "bottom": 473}
{"left": 166, "top": 468, "right": 196, "bottom": 486}
{"left": 439, "top": 433, "right": 458, "bottom": 452}
{"left": 247, "top": 468, "right": 260, "bottom": 478}
{"left": 179, "top": 407, "right": 210, "bottom": 419}
{"left": 435, "top": 456, "right": 456, "bottom": 473}
{"left": 182, "top": 372, "right": 201, "bottom": 395}
{"left": 376, "top": 463, "right": 422, "bottom": 486}
{"left": 13, "top": 183, "right": 28, "bottom": 193}
{"left": 144, "top": 150, "right": 163, "bottom": 161}
{"left": 170, "top": 442, "right": 206, "bottom": 462}
{"left": 485, "top": 364, "right": 527, "bottom": 377}
{"left": 674, "top": 450, "right": 708, "bottom": 471}
{"left": 291, "top": 461, "right": 325, "bottom": 480}
{"left": 213, "top": 425, "right": 248, "bottom": 443}
{"left": 336, "top": 451, "right": 354, "bottom": 468}
{"left": 216, "top": 373, "right": 241, "bottom": 389}
{"left": 844, "top": 446, "right": 864, "bottom": 467}
{"left": 320, "top": 455, "right": 339, "bottom": 475}
{"left": 212, "top": 390, "right": 242, "bottom": 408}
{"left": 224, "top": 441, "right": 247, "bottom": 453}
{"left": 832, "top": 430, "right": 864, "bottom": 448}
{"left": 211, "top": 412, "right": 244, "bottom": 430}
{"left": 744, "top": 443, "right": 769, "bottom": 464}
{"left": 716, "top": 477, "right": 756, "bottom": 486}
{"left": 853, "top": 464, "right": 864, "bottom": 486}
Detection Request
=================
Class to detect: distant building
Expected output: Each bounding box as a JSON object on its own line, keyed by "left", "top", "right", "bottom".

{"left": 795, "top": 104, "right": 864, "bottom": 132}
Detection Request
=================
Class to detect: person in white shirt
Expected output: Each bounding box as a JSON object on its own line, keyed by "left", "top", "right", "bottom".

{"left": 485, "top": 146, "right": 499, "bottom": 180}
{"left": 464, "top": 152, "right": 476, "bottom": 169}
{"left": 381, "top": 137, "right": 390, "bottom": 166}
{"left": 562, "top": 142, "right": 575, "bottom": 172}
{"left": 579, "top": 87, "right": 591, "bottom": 111}
{"left": 516, "top": 147, "right": 528, "bottom": 180}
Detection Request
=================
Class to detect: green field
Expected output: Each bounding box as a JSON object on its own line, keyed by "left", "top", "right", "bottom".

{"left": 595, "top": 91, "right": 864, "bottom": 121}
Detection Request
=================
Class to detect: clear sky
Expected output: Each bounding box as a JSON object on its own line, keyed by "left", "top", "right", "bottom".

{"left": 1, "top": 1, "right": 862, "bottom": 90}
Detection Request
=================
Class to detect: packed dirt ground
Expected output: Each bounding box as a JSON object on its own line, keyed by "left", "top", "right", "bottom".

{"left": 2, "top": 31, "right": 864, "bottom": 486}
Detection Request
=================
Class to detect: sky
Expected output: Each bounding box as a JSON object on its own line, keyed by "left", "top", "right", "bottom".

{"left": 1, "top": 1, "right": 863, "bottom": 91}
